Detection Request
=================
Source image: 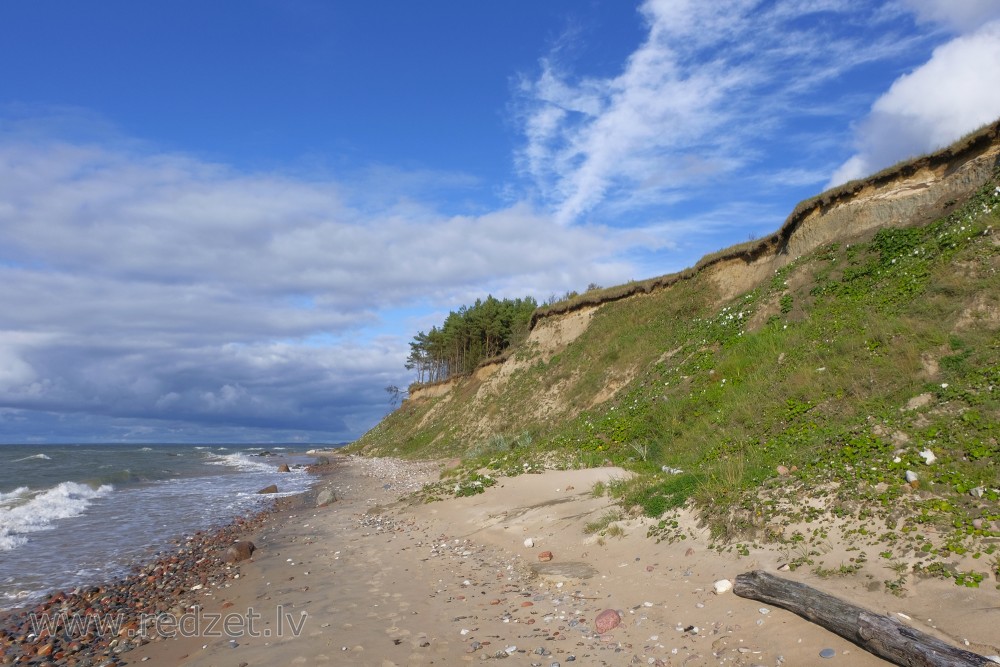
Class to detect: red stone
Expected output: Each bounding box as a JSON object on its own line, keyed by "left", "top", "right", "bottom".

{"left": 594, "top": 609, "right": 621, "bottom": 634}
{"left": 537, "top": 551, "right": 553, "bottom": 562}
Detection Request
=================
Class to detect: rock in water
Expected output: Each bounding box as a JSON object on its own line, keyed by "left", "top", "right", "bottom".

{"left": 277, "top": 463, "right": 291, "bottom": 472}
{"left": 224, "top": 541, "right": 256, "bottom": 563}
{"left": 258, "top": 484, "right": 278, "bottom": 494}
{"left": 594, "top": 609, "right": 621, "bottom": 634}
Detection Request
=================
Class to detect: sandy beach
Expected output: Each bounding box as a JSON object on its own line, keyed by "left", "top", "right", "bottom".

{"left": 116, "top": 454, "right": 1000, "bottom": 667}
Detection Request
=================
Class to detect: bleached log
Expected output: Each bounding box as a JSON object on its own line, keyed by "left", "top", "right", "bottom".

{"left": 733, "top": 570, "right": 992, "bottom": 666}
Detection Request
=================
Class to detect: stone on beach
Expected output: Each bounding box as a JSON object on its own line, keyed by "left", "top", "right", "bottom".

{"left": 594, "top": 609, "right": 622, "bottom": 633}
{"left": 316, "top": 487, "right": 337, "bottom": 507}
{"left": 258, "top": 484, "right": 279, "bottom": 494}
{"left": 224, "top": 540, "right": 256, "bottom": 564}
{"left": 277, "top": 463, "right": 291, "bottom": 472}
{"left": 0, "top": 509, "right": 270, "bottom": 666}
{"left": 537, "top": 550, "right": 553, "bottom": 562}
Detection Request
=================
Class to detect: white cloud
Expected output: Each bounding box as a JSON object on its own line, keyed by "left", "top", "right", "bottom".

{"left": 829, "top": 19, "right": 1000, "bottom": 186}
{"left": 903, "top": 0, "right": 1000, "bottom": 33}
{"left": 0, "top": 136, "right": 636, "bottom": 441}
{"left": 515, "top": 0, "right": 915, "bottom": 225}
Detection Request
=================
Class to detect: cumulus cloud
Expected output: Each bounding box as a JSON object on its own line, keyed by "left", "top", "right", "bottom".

{"left": 829, "top": 10, "right": 1000, "bottom": 186}
{"left": 515, "top": 0, "right": 916, "bottom": 225}
{"left": 0, "top": 137, "right": 630, "bottom": 442}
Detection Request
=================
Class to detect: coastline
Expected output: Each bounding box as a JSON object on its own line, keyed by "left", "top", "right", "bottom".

{"left": 121, "top": 456, "right": 1000, "bottom": 666}
{"left": 0, "top": 460, "right": 1000, "bottom": 667}
{"left": 0, "top": 451, "right": 323, "bottom": 666}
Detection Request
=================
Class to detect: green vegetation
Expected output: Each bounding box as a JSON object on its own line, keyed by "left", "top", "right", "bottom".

{"left": 584, "top": 509, "right": 624, "bottom": 535}
{"left": 350, "top": 160, "right": 1000, "bottom": 590}
{"left": 406, "top": 295, "right": 537, "bottom": 384}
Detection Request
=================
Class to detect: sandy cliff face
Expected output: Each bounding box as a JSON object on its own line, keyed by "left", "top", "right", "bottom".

{"left": 407, "top": 377, "right": 461, "bottom": 401}
{"left": 708, "top": 138, "right": 1000, "bottom": 302}
{"left": 407, "top": 121, "right": 1000, "bottom": 413}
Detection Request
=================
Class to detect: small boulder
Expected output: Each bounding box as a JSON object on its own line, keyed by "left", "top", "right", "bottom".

{"left": 537, "top": 551, "right": 553, "bottom": 562}
{"left": 258, "top": 484, "right": 278, "bottom": 494}
{"left": 223, "top": 541, "right": 256, "bottom": 564}
{"left": 277, "top": 463, "right": 291, "bottom": 473}
{"left": 316, "top": 487, "right": 337, "bottom": 507}
{"left": 594, "top": 609, "right": 621, "bottom": 633}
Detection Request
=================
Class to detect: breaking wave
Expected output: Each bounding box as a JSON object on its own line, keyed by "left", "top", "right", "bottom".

{"left": 0, "top": 482, "right": 114, "bottom": 552}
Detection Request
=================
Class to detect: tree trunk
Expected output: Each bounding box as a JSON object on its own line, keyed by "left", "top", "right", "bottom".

{"left": 733, "top": 570, "right": 992, "bottom": 666}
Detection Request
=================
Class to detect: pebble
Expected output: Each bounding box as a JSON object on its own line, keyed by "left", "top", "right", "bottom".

{"left": 820, "top": 648, "right": 836, "bottom": 659}
{"left": 594, "top": 609, "right": 622, "bottom": 633}
{"left": 524, "top": 538, "right": 534, "bottom": 548}
{"left": 0, "top": 511, "right": 271, "bottom": 667}
{"left": 713, "top": 579, "right": 733, "bottom": 594}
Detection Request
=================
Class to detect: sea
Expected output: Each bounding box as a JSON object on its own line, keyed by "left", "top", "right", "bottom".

{"left": 0, "top": 443, "right": 320, "bottom": 611}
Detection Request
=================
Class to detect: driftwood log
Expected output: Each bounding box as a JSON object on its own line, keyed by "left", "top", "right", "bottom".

{"left": 733, "top": 570, "right": 993, "bottom": 667}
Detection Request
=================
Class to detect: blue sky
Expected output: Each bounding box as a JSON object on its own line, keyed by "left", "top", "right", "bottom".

{"left": 2, "top": 1, "right": 1000, "bottom": 444}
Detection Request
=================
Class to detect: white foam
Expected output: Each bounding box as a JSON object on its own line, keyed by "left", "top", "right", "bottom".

{"left": 0, "top": 530, "right": 27, "bottom": 551}
{"left": 205, "top": 452, "right": 275, "bottom": 474}
{"left": 12, "top": 453, "right": 52, "bottom": 462}
{"left": 0, "top": 487, "right": 30, "bottom": 506}
{"left": 1, "top": 589, "right": 34, "bottom": 603}
{"left": 0, "top": 482, "right": 114, "bottom": 551}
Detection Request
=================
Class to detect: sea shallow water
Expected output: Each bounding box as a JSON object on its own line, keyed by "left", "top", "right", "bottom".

{"left": 0, "top": 444, "right": 318, "bottom": 610}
